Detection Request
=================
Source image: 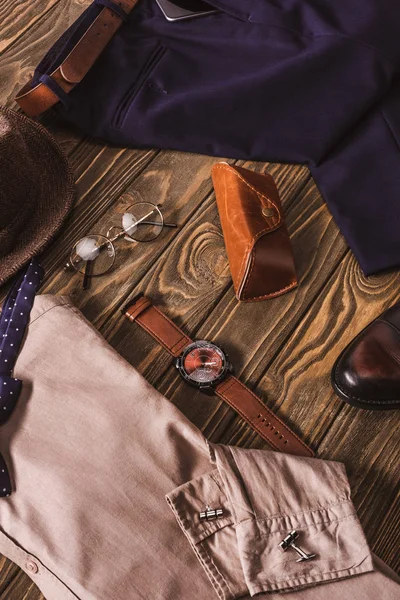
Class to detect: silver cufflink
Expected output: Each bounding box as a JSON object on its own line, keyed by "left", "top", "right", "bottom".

{"left": 199, "top": 506, "right": 224, "bottom": 522}
{"left": 279, "top": 530, "right": 316, "bottom": 562}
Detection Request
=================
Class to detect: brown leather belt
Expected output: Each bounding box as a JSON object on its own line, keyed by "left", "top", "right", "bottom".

{"left": 16, "top": 0, "right": 140, "bottom": 118}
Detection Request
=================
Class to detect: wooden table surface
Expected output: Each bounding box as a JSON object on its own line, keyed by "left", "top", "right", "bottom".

{"left": 0, "top": 1, "right": 399, "bottom": 598}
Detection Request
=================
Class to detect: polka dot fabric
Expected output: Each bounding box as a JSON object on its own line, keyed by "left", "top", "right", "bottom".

{"left": 0, "top": 258, "right": 43, "bottom": 497}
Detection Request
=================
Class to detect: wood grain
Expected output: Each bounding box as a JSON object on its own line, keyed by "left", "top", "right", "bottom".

{"left": 0, "top": 0, "right": 91, "bottom": 108}
{"left": 0, "top": 0, "right": 60, "bottom": 55}
{"left": 104, "top": 166, "right": 325, "bottom": 430}
{"left": 0, "top": 0, "right": 399, "bottom": 596}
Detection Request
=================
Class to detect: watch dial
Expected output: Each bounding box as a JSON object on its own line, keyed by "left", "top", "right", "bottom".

{"left": 182, "top": 342, "right": 225, "bottom": 384}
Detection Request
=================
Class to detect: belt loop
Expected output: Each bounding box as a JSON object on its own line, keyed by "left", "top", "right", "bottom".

{"left": 39, "top": 74, "right": 73, "bottom": 111}
{"left": 94, "top": 0, "right": 129, "bottom": 21}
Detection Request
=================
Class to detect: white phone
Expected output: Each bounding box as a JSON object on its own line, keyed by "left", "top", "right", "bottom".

{"left": 155, "top": 0, "right": 218, "bottom": 21}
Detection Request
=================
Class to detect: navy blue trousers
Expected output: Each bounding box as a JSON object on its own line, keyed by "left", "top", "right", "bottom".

{"left": 33, "top": 0, "right": 400, "bottom": 275}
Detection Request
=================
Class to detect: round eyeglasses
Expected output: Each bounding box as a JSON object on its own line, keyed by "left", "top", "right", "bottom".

{"left": 64, "top": 202, "right": 177, "bottom": 289}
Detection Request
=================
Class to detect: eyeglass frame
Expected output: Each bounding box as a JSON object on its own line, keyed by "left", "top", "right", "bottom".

{"left": 64, "top": 202, "right": 177, "bottom": 289}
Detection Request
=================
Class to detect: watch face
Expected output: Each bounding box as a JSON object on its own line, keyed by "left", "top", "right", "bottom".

{"left": 177, "top": 341, "right": 229, "bottom": 387}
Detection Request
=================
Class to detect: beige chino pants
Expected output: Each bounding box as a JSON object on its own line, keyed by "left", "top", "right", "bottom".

{"left": 0, "top": 295, "right": 398, "bottom": 599}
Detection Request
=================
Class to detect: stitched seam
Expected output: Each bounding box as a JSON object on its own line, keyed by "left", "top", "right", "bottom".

{"left": 213, "top": 164, "right": 282, "bottom": 227}
{"left": 234, "top": 242, "right": 253, "bottom": 290}
{"left": 333, "top": 375, "right": 400, "bottom": 405}
{"left": 241, "top": 247, "right": 256, "bottom": 299}
{"left": 217, "top": 165, "right": 251, "bottom": 293}
{"left": 241, "top": 244, "right": 297, "bottom": 300}
{"left": 237, "top": 497, "right": 352, "bottom": 525}
{"left": 136, "top": 320, "right": 183, "bottom": 355}
{"left": 218, "top": 391, "right": 280, "bottom": 451}
{"left": 213, "top": 164, "right": 282, "bottom": 220}
{"left": 229, "top": 446, "right": 258, "bottom": 519}
{"left": 263, "top": 553, "right": 371, "bottom": 585}
{"left": 28, "top": 303, "right": 71, "bottom": 326}
{"left": 255, "top": 511, "right": 357, "bottom": 539}
{"left": 243, "top": 281, "right": 298, "bottom": 301}
{"left": 197, "top": 540, "right": 233, "bottom": 599}
{"left": 214, "top": 164, "right": 282, "bottom": 291}
{"left": 170, "top": 337, "right": 191, "bottom": 354}
{"left": 183, "top": 519, "right": 233, "bottom": 539}
{"left": 151, "top": 305, "right": 192, "bottom": 345}
{"left": 137, "top": 305, "right": 191, "bottom": 355}
{"left": 165, "top": 498, "right": 231, "bottom": 600}
{"left": 128, "top": 297, "right": 151, "bottom": 319}
{"left": 219, "top": 377, "right": 311, "bottom": 453}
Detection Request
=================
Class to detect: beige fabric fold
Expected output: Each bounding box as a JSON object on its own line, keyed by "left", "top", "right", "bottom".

{"left": 167, "top": 444, "right": 375, "bottom": 598}
{"left": 0, "top": 295, "right": 398, "bottom": 600}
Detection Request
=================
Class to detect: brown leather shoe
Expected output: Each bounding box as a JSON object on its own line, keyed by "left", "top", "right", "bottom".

{"left": 331, "top": 301, "right": 400, "bottom": 410}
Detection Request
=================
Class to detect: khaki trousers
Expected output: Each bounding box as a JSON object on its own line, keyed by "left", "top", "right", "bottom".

{"left": 0, "top": 295, "right": 398, "bottom": 599}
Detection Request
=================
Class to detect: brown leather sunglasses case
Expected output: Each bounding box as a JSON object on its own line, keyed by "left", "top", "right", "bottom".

{"left": 212, "top": 162, "right": 297, "bottom": 302}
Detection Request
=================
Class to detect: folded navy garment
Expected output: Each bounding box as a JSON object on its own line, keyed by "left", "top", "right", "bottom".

{"left": 30, "top": 0, "right": 400, "bottom": 275}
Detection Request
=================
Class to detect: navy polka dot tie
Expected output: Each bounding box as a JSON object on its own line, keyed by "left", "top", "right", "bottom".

{"left": 0, "top": 259, "right": 44, "bottom": 497}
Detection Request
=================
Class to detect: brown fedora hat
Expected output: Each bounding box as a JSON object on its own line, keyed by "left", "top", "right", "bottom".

{"left": 0, "top": 107, "right": 75, "bottom": 285}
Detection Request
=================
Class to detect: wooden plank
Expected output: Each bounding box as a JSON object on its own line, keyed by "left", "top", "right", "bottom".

{"left": 0, "top": 143, "right": 158, "bottom": 306}
{"left": 0, "top": 557, "right": 21, "bottom": 595}
{"left": 372, "top": 494, "right": 400, "bottom": 569}
{"left": 0, "top": 158, "right": 310, "bottom": 599}
{"left": 0, "top": 0, "right": 91, "bottom": 109}
{"left": 39, "top": 155, "right": 307, "bottom": 326}
{"left": 39, "top": 151, "right": 231, "bottom": 313}
{"left": 0, "top": 0, "right": 60, "bottom": 55}
{"left": 0, "top": 566, "right": 43, "bottom": 600}
{"left": 0, "top": 0, "right": 93, "bottom": 160}
{"left": 0, "top": 0, "right": 399, "bottom": 590}
{"left": 103, "top": 169, "right": 337, "bottom": 437}
{"left": 256, "top": 250, "right": 400, "bottom": 571}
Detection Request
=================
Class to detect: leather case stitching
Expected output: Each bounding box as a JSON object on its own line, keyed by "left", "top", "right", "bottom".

{"left": 213, "top": 163, "right": 282, "bottom": 226}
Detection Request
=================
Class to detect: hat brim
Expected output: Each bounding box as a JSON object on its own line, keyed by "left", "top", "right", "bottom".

{"left": 0, "top": 108, "right": 75, "bottom": 286}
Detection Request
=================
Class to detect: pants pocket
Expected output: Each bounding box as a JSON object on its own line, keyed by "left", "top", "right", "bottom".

{"left": 112, "top": 43, "right": 168, "bottom": 130}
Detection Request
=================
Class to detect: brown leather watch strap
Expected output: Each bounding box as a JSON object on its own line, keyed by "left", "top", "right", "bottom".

{"left": 16, "top": 0, "right": 140, "bottom": 117}
{"left": 216, "top": 375, "right": 313, "bottom": 457}
{"left": 124, "top": 295, "right": 193, "bottom": 357}
{"left": 123, "top": 295, "right": 313, "bottom": 457}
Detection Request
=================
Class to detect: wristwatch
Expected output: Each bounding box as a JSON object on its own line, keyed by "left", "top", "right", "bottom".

{"left": 123, "top": 294, "right": 313, "bottom": 457}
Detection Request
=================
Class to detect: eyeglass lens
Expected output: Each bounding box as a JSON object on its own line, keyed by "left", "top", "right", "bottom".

{"left": 67, "top": 203, "right": 169, "bottom": 279}
{"left": 123, "top": 202, "right": 164, "bottom": 242}
{"left": 70, "top": 234, "right": 116, "bottom": 276}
